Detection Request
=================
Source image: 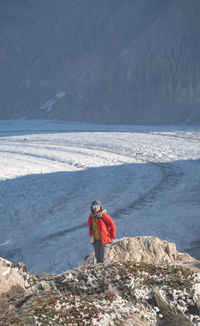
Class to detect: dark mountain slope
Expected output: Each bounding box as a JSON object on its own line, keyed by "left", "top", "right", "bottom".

{"left": 0, "top": 0, "right": 200, "bottom": 124}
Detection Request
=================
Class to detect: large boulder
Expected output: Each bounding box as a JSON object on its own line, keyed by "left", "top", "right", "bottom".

{"left": 0, "top": 258, "right": 27, "bottom": 311}
{"left": 84, "top": 236, "right": 197, "bottom": 265}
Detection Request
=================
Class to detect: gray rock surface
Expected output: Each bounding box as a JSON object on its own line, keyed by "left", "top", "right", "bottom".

{"left": 1, "top": 0, "right": 200, "bottom": 124}
{"left": 0, "top": 258, "right": 27, "bottom": 311}
{"left": 0, "top": 237, "right": 199, "bottom": 325}
{"left": 84, "top": 236, "right": 197, "bottom": 266}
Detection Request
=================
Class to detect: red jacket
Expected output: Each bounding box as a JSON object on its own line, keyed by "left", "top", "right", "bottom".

{"left": 88, "top": 212, "right": 116, "bottom": 245}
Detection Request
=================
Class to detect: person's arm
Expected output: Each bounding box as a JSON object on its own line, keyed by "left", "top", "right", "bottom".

{"left": 103, "top": 214, "right": 116, "bottom": 239}
{"left": 88, "top": 216, "right": 95, "bottom": 244}
{"left": 88, "top": 216, "right": 93, "bottom": 236}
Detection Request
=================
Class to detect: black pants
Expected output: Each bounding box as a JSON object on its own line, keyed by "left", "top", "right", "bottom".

{"left": 93, "top": 240, "right": 110, "bottom": 263}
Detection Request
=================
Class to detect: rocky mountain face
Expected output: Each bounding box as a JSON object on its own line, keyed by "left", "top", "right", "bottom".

{"left": 1, "top": 0, "right": 200, "bottom": 124}
{"left": 0, "top": 236, "right": 200, "bottom": 325}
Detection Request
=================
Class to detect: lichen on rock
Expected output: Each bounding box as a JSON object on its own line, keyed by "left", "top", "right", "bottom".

{"left": 0, "top": 236, "right": 199, "bottom": 326}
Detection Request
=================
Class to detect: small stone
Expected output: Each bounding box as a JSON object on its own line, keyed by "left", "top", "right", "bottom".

{"left": 40, "top": 281, "right": 53, "bottom": 292}
{"left": 8, "top": 304, "right": 16, "bottom": 311}
{"left": 17, "top": 261, "right": 27, "bottom": 272}
{"left": 24, "top": 280, "right": 30, "bottom": 288}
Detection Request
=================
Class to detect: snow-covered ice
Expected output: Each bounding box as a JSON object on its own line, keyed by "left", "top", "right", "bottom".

{"left": 0, "top": 119, "right": 199, "bottom": 273}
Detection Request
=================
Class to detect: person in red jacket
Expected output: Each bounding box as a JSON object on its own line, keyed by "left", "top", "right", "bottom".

{"left": 88, "top": 200, "right": 116, "bottom": 263}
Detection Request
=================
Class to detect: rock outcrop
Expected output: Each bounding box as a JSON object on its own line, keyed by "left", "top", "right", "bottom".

{"left": 84, "top": 236, "right": 197, "bottom": 266}
{"left": 0, "top": 258, "right": 28, "bottom": 312}
{"left": 0, "top": 237, "right": 199, "bottom": 326}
